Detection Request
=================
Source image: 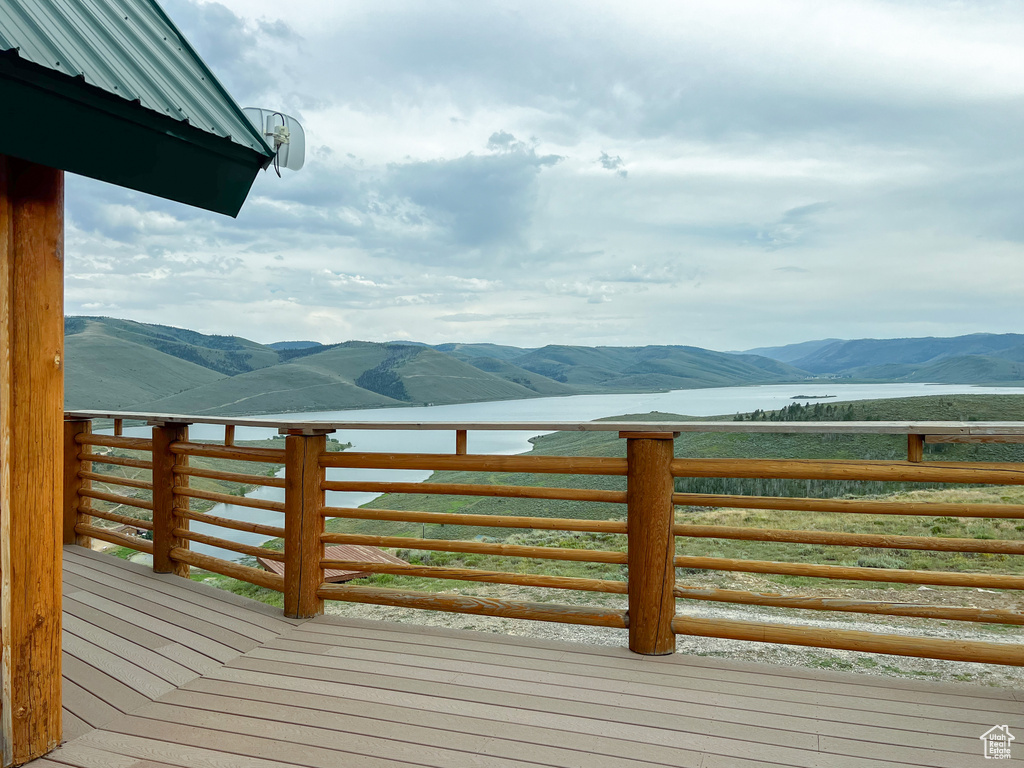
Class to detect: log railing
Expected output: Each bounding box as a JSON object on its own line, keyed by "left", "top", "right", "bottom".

{"left": 63, "top": 411, "right": 1024, "bottom": 664}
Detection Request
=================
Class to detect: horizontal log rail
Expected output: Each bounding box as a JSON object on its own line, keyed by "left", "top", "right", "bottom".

{"left": 174, "top": 507, "right": 285, "bottom": 538}
{"left": 79, "top": 471, "right": 153, "bottom": 492}
{"left": 673, "top": 555, "right": 1024, "bottom": 589}
{"left": 74, "top": 433, "right": 153, "bottom": 452}
{"left": 173, "top": 527, "right": 285, "bottom": 562}
{"left": 79, "top": 488, "right": 154, "bottom": 511}
{"left": 321, "top": 479, "right": 626, "bottom": 504}
{"left": 322, "top": 505, "right": 628, "bottom": 534}
{"left": 321, "top": 531, "right": 628, "bottom": 564}
{"left": 673, "top": 583, "right": 1024, "bottom": 625}
{"left": 672, "top": 523, "right": 1024, "bottom": 554}
{"left": 173, "top": 486, "right": 285, "bottom": 512}
{"left": 61, "top": 412, "right": 1024, "bottom": 667}
{"left": 671, "top": 615, "right": 1024, "bottom": 666}
{"left": 320, "top": 560, "right": 627, "bottom": 594}
{"left": 671, "top": 457, "right": 1024, "bottom": 485}
{"left": 78, "top": 451, "right": 152, "bottom": 470}
{"left": 317, "top": 583, "right": 628, "bottom": 627}
{"left": 174, "top": 465, "right": 286, "bottom": 488}
{"left": 62, "top": 410, "right": 1024, "bottom": 435}
{"left": 169, "top": 441, "right": 285, "bottom": 463}
{"left": 75, "top": 523, "right": 153, "bottom": 554}
{"left": 81, "top": 506, "right": 154, "bottom": 531}
{"left": 320, "top": 451, "right": 628, "bottom": 475}
{"left": 672, "top": 491, "right": 1024, "bottom": 519}
{"left": 169, "top": 548, "right": 284, "bottom": 591}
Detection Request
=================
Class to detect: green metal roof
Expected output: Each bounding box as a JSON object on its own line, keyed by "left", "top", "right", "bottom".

{"left": 0, "top": 0, "right": 275, "bottom": 216}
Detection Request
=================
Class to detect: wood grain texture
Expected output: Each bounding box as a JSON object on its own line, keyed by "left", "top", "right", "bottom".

{"left": 0, "top": 156, "right": 65, "bottom": 765}
{"left": 672, "top": 554, "right": 1024, "bottom": 589}
{"left": 169, "top": 548, "right": 284, "bottom": 592}
{"left": 671, "top": 457, "right": 1024, "bottom": 485}
{"left": 625, "top": 436, "right": 676, "bottom": 655}
{"left": 320, "top": 531, "right": 627, "bottom": 564}
{"left": 78, "top": 489, "right": 153, "bottom": 511}
{"left": 84, "top": 507, "right": 153, "bottom": 531}
{"left": 672, "top": 522, "right": 1024, "bottom": 554}
{"left": 64, "top": 421, "right": 91, "bottom": 547}
{"left": 169, "top": 442, "right": 284, "bottom": 463}
{"left": 321, "top": 480, "right": 626, "bottom": 504}
{"left": 319, "top": 560, "right": 628, "bottom": 594}
{"left": 671, "top": 615, "right": 1024, "bottom": 666}
{"left": 673, "top": 583, "right": 1024, "bottom": 624}
{"left": 907, "top": 434, "right": 924, "bottom": 462}
{"left": 174, "top": 487, "right": 284, "bottom": 512}
{"left": 76, "top": 452, "right": 152, "bottom": 471}
{"left": 174, "top": 507, "right": 284, "bottom": 538}
{"left": 320, "top": 451, "right": 628, "bottom": 476}
{"left": 322, "top": 505, "right": 627, "bottom": 533}
{"left": 671, "top": 491, "right": 1024, "bottom": 519}
{"left": 284, "top": 435, "right": 326, "bottom": 618}
{"left": 74, "top": 434, "right": 152, "bottom": 452}
{"left": 317, "top": 583, "right": 628, "bottom": 627}
{"left": 455, "top": 429, "right": 467, "bottom": 455}
{"left": 74, "top": 525, "right": 153, "bottom": 555}
{"left": 78, "top": 472, "right": 152, "bottom": 492}
{"left": 151, "top": 424, "right": 189, "bottom": 577}
{"left": 174, "top": 465, "right": 285, "bottom": 488}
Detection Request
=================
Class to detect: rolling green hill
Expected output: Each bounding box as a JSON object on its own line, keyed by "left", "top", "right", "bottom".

{"left": 65, "top": 317, "right": 817, "bottom": 416}
{"left": 66, "top": 316, "right": 279, "bottom": 375}
{"left": 509, "top": 344, "right": 808, "bottom": 391}
{"left": 65, "top": 324, "right": 227, "bottom": 410}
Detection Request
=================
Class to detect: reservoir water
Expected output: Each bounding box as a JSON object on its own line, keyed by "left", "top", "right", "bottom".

{"left": 115, "top": 382, "right": 1024, "bottom": 561}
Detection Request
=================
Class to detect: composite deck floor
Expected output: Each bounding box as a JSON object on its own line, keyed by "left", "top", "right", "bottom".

{"left": 25, "top": 546, "right": 1024, "bottom": 767}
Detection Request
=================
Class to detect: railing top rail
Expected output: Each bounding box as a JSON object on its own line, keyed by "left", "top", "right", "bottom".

{"left": 64, "top": 410, "right": 1024, "bottom": 436}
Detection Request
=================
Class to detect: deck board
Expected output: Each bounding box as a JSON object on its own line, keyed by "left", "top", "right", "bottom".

{"left": 21, "top": 546, "right": 1024, "bottom": 767}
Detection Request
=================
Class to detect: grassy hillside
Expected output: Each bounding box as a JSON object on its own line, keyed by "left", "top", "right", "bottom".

{"left": 65, "top": 330, "right": 226, "bottom": 410}
{"left": 510, "top": 344, "right": 807, "bottom": 391}
{"left": 788, "top": 333, "right": 1024, "bottom": 374}
{"left": 455, "top": 356, "right": 576, "bottom": 396}
{"left": 67, "top": 316, "right": 279, "bottom": 375}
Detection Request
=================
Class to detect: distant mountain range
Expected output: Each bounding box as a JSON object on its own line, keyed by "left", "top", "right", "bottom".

{"left": 63, "top": 317, "right": 1024, "bottom": 416}
{"left": 741, "top": 333, "right": 1024, "bottom": 383}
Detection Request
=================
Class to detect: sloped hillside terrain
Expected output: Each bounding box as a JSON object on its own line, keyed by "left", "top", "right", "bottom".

{"left": 755, "top": 333, "right": 1024, "bottom": 383}
{"left": 66, "top": 317, "right": 817, "bottom": 416}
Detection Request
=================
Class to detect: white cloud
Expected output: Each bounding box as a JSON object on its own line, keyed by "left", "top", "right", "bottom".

{"left": 62, "top": 0, "right": 1024, "bottom": 349}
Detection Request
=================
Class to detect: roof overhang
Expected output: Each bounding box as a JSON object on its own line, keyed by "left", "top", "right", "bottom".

{"left": 0, "top": 51, "right": 272, "bottom": 217}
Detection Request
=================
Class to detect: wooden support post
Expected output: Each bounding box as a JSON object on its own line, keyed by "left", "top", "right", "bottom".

{"left": 113, "top": 418, "right": 123, "bottom": 437}
{"left": 622, "top": 431, "right": 677, "bottom": 655}
{"left": 0, "top": 156, "right": 65, "bottom": 765}
{"left": 152, "top": 423, "right": 190, "bottom": 577}
{"left": 224, "top": 424, "right": 235, "bottom": 446}
{"left": 63, "top": 419, "right": 92, "bottom": 547}
{"left": 455, "top": 429, "right": 468, "bottom": 455}
{"left": 908, "top": 434, "right": 924, "bottom": 463}
{"left": 284, "top": 433, "right": 327, "bottom": 618}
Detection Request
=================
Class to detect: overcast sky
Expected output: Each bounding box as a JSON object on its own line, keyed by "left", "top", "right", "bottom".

{"left": 64, "top": 0, "right": 1024, "bottom": 351}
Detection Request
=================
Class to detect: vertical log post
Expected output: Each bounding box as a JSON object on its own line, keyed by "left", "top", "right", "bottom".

{"left": 0, "top": 156, "right": 65, "bottom": 765}
{"left": 622, "top": 431, "right": 678, "bottom": 655}
{"left": 907, "top": 434, "right": 924, "bottom": 463}
{"left": 63, "top": 419, "right": 92, "bottom": 548}
{"left": 284, "top": 430, "right": 331, "bottom": 618}
{"left": 455, "top": 429, "right": 468, "bottom": 455}
{"left": 152, "top": 422, "right": 190, "bottom": 577}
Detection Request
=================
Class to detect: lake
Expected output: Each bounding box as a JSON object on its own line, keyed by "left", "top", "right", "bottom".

{"left": 117, "top": 382, "right": 1024, "bottom": 561}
